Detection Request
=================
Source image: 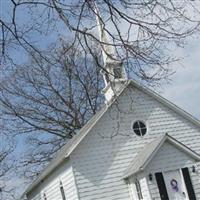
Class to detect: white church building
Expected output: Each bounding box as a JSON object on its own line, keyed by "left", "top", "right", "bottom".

{"left": 21, "top": 6, "right": 200, "bottom": 200}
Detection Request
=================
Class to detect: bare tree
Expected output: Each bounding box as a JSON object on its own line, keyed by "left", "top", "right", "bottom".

{"left": 1, "top": 0, "right": 200, "bottom": 85}
{"left": 1, "top": 0, "right": 200, "bottom": 196}
{"left": 0, "top": 39, "right": 103, "bottom": 179}
{"left": 0, "top": 130, "right": 16, "bottom": 200}
{"left": 0, "top": 134, "right": 13, "bottom": 177}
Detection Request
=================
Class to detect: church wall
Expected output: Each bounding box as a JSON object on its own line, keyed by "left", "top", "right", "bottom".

{"left": 26, "top": 159, "right": 79, "bottom": 200}
{"left": 70, "top": 85, "right": 200, "bottom": 200}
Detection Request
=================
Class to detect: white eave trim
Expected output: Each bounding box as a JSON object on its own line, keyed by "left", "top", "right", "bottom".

{"left": 143, "top": 135, "right": 200, "bottom": 170}
{"left": 123, "top": 134, "right": 200, "bottom": 179}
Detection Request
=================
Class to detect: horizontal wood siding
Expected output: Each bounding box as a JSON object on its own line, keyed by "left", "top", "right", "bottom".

{"left": 27, "top": 159, "right": 78, "bottom": 200}
{"left": 145, "top": 142, "right": 199, "bottom": 200}
{"left": 71, "top": 86, "right": 200, "bottom": 200}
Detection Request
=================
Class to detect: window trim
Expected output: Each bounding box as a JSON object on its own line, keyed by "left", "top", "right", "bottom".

{"left": 60, "top": 181, "right": 66, "bottom": 200}
{"left": 135, "top": 179, "right": 143, "bottom": 200}
{"left": 128, "top": 178, "right": 143, "bottom": 200}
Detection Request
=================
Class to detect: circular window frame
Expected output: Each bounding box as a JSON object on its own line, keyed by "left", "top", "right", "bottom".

{"left": 132, "top": 120, "right": 147, "bottom": 137}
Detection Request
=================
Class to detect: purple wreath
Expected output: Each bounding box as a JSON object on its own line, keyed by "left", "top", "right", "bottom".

{"left": 170, "top": 179, "right": 179, "bottom": 192}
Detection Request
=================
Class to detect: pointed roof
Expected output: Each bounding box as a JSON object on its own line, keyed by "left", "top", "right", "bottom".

{"left": 123, "top": 134, "right": 200, "bottom": 179}
{"left": 21, "top": 80, "right": 200, "bottom": 198}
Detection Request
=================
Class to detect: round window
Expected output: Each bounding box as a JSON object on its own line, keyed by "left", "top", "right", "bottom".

{"left": 133, "top": 121, "right": 147, "bottom": 136}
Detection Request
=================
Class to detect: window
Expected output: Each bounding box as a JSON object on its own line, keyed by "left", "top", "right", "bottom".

{"left": 128, "top": 178, "right": 144, "bottom": 200}
{"left": 43, "top": 193, "right": 47, "bottom": 200}
{"left": 113, "top": 67, "right": 122, "bottom": 79}
{"left": 135, "top": 179, "right": 143, "bottom": 200}
{"left": 133, "top": 121, "right": 147, "bottom": 136}
{"left": 60, "top": 181, "right": 66, "bottom": 200}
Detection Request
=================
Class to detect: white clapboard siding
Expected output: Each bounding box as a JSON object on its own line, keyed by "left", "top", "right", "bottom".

{"left": 70, "top": 85, "right": 200, "bottom": 200}
{"left": 27, "top": 159, "right": 78, "bottom": 200}
{"left": 145, "top": 141, "right": 199, "bottom": 199}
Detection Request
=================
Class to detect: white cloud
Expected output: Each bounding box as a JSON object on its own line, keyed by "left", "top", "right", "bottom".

{"left": 162, "top": 38, "right": 200, "bottom": 120}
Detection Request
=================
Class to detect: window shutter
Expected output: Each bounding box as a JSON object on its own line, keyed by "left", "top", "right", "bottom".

{"left": 181, "top": 168, "right": 196, "bottom": 200}
{"left": 155, "top": 172, "right": 169, "bottom": 200}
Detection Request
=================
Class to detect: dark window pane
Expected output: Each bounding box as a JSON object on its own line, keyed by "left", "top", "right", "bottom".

{"left": 141, "top": 128, "right": 147, "bottom": 136}
{"left": 133, "top": 121, "right": 139, "bottom": 129}
{"left": 113, "top": 68, "right": 122, "bottom": 79}
{"left": 133, "top": 121, "right": 147, "bottom": 136}
{"left": 134, "top": 129, "right": 141, "bottom": 136}
{"left": 139, "top": 122, "right": 146, "bottom": 129}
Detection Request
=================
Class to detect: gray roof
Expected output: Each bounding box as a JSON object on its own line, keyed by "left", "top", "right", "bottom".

{"left": 123, "top": 134, "right": 200, "bottom": 179}
{"left": 21, "top": 80, "right": 200, "bottom": 198}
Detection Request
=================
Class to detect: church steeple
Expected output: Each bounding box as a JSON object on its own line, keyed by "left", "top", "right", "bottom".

{"left": 94, "top": 3, "right": 127, "bottom": 102}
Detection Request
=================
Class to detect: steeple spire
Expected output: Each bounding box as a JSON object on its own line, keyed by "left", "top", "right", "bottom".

{"left": 94, "top": 3, "right": 127, "bottom": 102}
{"left": 94, "top": 4, "right": 115, "bottom": 64}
